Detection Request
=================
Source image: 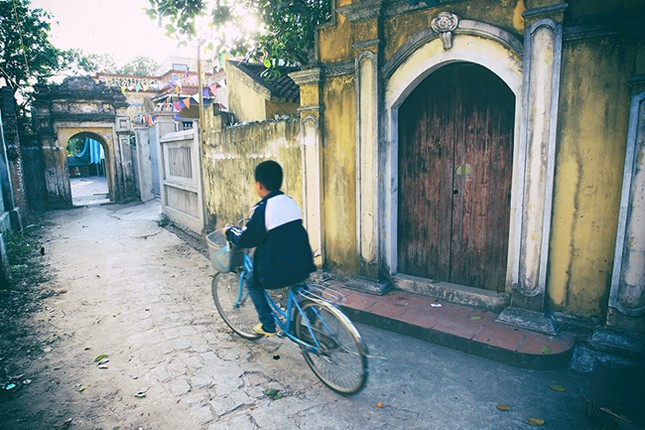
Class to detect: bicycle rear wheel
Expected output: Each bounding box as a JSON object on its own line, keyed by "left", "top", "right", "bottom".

{"left": 294, "top": 300, "right": 368, "bottom": 395}
{"left": 212, "top": 272, "right": 261, "bottom": 340}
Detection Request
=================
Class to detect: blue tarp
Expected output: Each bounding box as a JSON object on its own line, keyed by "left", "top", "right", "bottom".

{"left": 68, "top": 138, "right": 103, "bottom": 167}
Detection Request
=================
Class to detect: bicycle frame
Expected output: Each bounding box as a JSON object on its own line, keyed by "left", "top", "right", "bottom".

{"left": 233, "top": 253, "right": 254, "bottom": 308}
{"left": 236, "top": 253, "right": 326, "bottom": 352}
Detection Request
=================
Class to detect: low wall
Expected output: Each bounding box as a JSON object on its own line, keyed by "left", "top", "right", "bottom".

{"left": 201, "top": 115, "right": 302, "bottom": 231}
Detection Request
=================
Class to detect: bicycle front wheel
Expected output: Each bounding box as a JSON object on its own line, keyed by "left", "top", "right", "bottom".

{"left": 212, "top": 272, "right": 261, "bottom": 340}
{"left": 294, "top": 300, "right": 368, "bottom": 395}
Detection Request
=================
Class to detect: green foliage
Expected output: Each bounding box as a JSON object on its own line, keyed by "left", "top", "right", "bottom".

{"left": 146, "top": 0, "right": 331, "bottom": 69}
{"left": 65, "top": 137, "right": 85, "bottom": 157}
{"left": 0, "top": 0, "right": 63, "bottom": 91}
{"left": 64, "top": 51, "right": 159, "bottom": 76}
{"left": 118, "top": 56, "right": 160, "bottom": 76}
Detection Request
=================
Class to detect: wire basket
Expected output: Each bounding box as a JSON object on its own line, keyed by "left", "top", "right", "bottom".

{"left": 206, "top": 230, "right": 243, "bottom": 272}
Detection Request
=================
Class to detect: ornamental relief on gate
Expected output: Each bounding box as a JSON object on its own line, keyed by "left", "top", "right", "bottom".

{"left": 431, "top": 12, "right": 459, "bottom": 50}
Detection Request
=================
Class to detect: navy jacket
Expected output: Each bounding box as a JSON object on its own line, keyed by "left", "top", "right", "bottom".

{"left": 226, "top": 191, "right": 316, "bottom": 289}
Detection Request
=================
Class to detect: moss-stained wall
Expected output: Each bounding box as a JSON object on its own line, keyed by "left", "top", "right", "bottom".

{"left": 311, "top": 0, "right": 644, "bottom": 321}
{"left": 382, "top": 0, "right": 525, "bottom": 63}
{"left": 322, "top": 74, "right": 358, "bottom": 273}
{"left": 266, "top": 100, "right": 298, "bottom": 119}
{"left": 548, "top": 37, "right": 635, "bottom": 317}
{"left": 201, "top": 116, "right": 302, "bottom": 230}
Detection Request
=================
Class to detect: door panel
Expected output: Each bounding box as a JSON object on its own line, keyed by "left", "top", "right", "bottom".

{"left": 398, "top": 63, "right": 515, "bottom": 291}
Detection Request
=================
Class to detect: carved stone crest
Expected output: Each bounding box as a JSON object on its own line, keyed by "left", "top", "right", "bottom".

{"left": 431, "top": 12, "right": 459, "bottom": 50}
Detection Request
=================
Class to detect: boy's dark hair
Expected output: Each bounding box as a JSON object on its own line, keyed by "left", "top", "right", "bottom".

{"left": 254, "top": 160, "right": 283, "bottom": 191}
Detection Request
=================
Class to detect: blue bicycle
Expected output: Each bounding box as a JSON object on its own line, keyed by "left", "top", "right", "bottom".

{"left": 207, "top": 231, "right": 368, "bottom": 395}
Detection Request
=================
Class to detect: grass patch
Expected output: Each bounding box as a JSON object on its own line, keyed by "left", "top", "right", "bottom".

{"left": 1, "top": 221, "right": 53, "bottom": 383}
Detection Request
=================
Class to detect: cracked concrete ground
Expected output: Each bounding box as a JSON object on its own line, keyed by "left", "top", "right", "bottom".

{"left": 1, "top": 200, "right": 641, "bottom": 429}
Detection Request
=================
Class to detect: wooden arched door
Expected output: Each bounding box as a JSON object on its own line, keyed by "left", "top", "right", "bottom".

{"left": 397, "top": 62, "right": 515, "bottom": 291}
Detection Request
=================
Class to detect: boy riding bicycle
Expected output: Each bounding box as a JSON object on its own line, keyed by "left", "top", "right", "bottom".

{"left": 224, "top": 160, "right": 316, "bottom": 336}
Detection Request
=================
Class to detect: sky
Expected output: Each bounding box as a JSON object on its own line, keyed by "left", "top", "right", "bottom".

{"left": 30, "top": 0, "right": 188, "bottom": 65}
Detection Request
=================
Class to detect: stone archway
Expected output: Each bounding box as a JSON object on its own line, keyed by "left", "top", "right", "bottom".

{"left": 382, "top": 32, "right": 523, "bottom": 309}
{"left": 379, "top": 13, "right": 566, "bottom": 334}
{"left": 31, "top": 77, "right": 137, "bottom": 208}
{"left": 64, "top": 132, "right": 110, "bottom": 206}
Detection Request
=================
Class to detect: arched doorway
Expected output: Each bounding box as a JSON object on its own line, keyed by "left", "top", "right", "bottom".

{"left": 397, "top": 62, "right": 515, "bottom": 292}
{"left": 66, "top": 132, "right": 111, "bottom": 206}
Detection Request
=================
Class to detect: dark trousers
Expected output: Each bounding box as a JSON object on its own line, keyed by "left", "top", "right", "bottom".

{"left": 248, "top": 276, "right": 276, "bottom": 332}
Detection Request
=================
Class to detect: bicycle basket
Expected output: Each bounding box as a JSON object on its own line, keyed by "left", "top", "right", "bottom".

{"left": 206, "top": 230, "right": 244, "bottom": 272}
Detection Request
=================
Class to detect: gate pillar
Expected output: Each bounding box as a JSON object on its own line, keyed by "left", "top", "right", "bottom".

{"left": 497, "top": 3, "right": 568, "bottom": 335}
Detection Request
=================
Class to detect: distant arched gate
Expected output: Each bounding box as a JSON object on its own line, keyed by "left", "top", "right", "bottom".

{"left": 31, "top": 77, "right": 137, "bottom": 208}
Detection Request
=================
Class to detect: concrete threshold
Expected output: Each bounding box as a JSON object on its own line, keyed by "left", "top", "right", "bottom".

{"left": 327, "top": 284, "right": 575, "bottom": 370}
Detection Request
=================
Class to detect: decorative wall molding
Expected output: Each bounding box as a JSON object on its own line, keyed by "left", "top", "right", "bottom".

{"left": 383, "top": 20, "right": 523, "bottom": 79}
{"left": 522, "top": 3, "right": 568, "bottom": 19}
{"left": 324, "top": 61, "right": 356, "bottom": 77}
{"left": 289, "top": 68, "right": 322, "bottom": 86}
{"left": 431, "top": 12, "right": 459, "bottom": 50}
{"left": 352, "top": 38, "right": 382, "bottom": 50}
{"left": 609, "top": 91, "right": 645, "bottom": 317}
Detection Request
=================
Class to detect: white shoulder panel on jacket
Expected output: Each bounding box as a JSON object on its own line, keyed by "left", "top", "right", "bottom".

{"left": 265, "top": 194, "right": 302, "bottom": 231}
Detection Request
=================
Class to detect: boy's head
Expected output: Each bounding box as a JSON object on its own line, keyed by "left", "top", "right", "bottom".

{"left": 254, "top": 160, "right": 283, "bottom": 196}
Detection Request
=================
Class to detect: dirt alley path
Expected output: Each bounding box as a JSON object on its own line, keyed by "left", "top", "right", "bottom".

{"left": 2, "top": 200, "right": 642, "bottom": 430}
{"left": 1, "top": 201, "right": 390, "bottom": 429}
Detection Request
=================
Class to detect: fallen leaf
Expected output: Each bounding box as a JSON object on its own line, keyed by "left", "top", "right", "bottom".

{"left": 57, "top": 290, "right": 68, "bottom": 295}
{"left": 263, "top": 388, "right": 279, "bottom": 397}
{"left": 496, "top": 404, "right": 511, "bottom": 411}
{"left": 98, "top": 365, "right": 108, "bottom": 370}
{"left": 527, "top": 418, "right": 545, "bottom": 426}
{"left": 97, "top": 358, "right": 110, "bottom": 366}
{"left": 94, "top": 354, "right": 109, "bottom": 362}
{"left": 377, "top": 402, "right": 384, "bottom": 408}
{"left": 540, "top": 346, "right": 551, "bottom": 355}
{"left": 134, "top": 391, "right": 147, "bottom": 398}
{"left": 56, "top": 418, "right": 73, "bottom": 429}
{"left": 78, "top": 386, "right": 87, "bottom": 392}
{"left": 263, "top": 388, "right": 283, "bottom": 400}
{"left": 470, "top": 315, "right": 483, "bottom": 320}
{"left": 550, "top": 384, "right": 565, "bottom": 392}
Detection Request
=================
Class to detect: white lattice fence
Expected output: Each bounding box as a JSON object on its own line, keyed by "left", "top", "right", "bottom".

{"left": 158, "top": 124, "right": 204, "bottom": 234}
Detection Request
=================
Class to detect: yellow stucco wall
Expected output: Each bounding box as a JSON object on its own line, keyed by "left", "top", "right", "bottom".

{"left": 383, "top": 0, "right": 525, "bottom": 63}
{"left": 548, "top": 38, "right": 634, "bottom": 316}
{"left": 313, "top": 0, "right": 642, "bottom": 319}
{"left": 266, "top": 100, "right": 298, "bottom": 119}
{"left": 227, "top": 75, "right": 267, "bottom": 123}
{"left": 201, "top": 117, "right": 302, "bottom": 230}
{"left": 322, "top": 74, "right": 358, "bottom": 273}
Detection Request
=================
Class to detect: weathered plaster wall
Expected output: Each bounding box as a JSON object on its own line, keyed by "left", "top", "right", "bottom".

{"left": 201, "top": 116, "right": 302, "bottom": 230}
{"left": 266, "top": 101, "right": 298, "bottom": 119}
{"left": 322, "top": 74, "right": 358, "bottom": 273}
{"left": 319, "top": 14, "right": 352, "bottom": 63}
{"left": 548, "top": 38, "right": 634, "bottom": 317}
{"left": 226, "top": 74, "right": 267, "bottom": 123}
{"left": 382, "top": 0, "right": 526, "bottom": 63}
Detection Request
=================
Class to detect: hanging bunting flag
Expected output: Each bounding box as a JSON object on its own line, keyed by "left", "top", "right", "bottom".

{"left": 121, "top": 86, "right": 127, "bottom": 95}
{"left": 135, "top": 83, "right": 141, "bottom": 92}
{"left": 209, "top": 83, "right": 219, "bottom": 94}
{"left": 184, "top": 98, "right": 191, "bottom": 109}
{"left": 173, "top": 101, "right": 182, "bottom": 111}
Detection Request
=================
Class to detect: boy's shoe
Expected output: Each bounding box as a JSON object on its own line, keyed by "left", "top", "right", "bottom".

{"left": 253, "top": 323, "right": 276, "bottom": 337}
